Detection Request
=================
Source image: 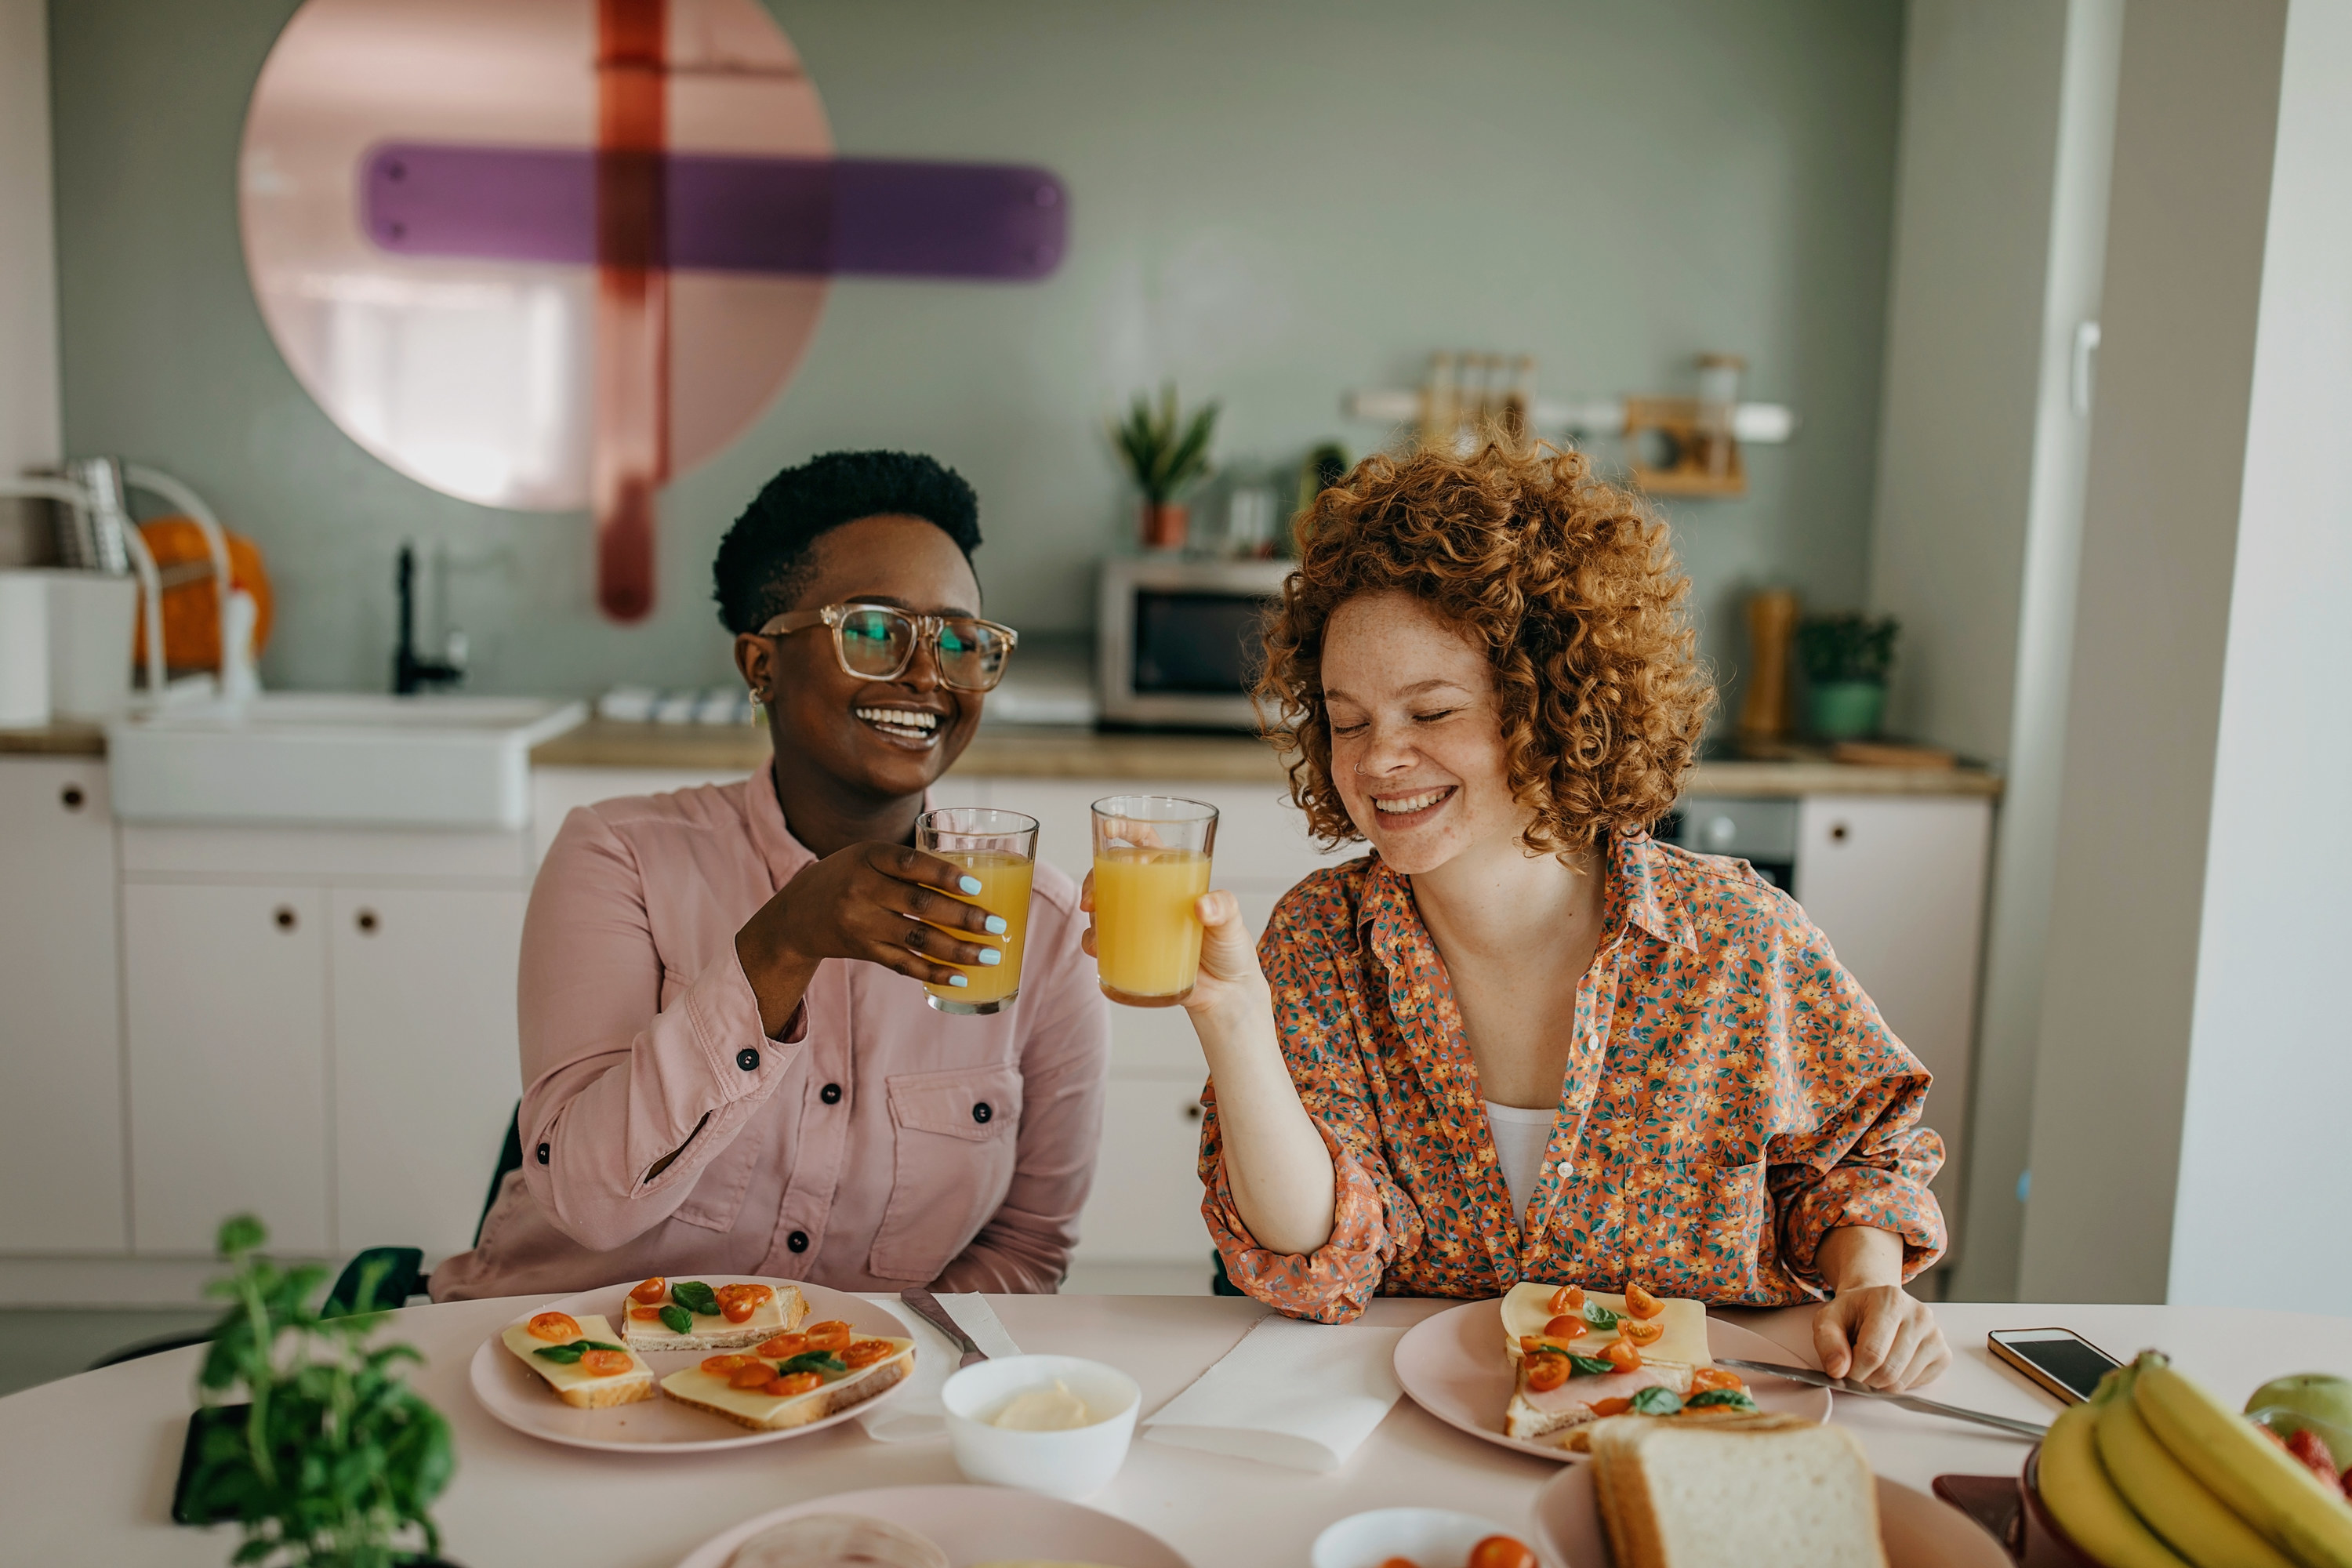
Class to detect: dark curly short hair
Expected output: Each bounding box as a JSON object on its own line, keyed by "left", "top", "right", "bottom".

{"left": 713, "top": 450, "right": 982, "bottom": 633}
{"left": 1257, "top": 440, "right": 1714, "bottom": 858}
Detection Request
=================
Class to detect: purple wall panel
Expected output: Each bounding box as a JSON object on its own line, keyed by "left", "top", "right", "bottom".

{"left": 362, "top": 143, "right": 1065, "bottom": 280}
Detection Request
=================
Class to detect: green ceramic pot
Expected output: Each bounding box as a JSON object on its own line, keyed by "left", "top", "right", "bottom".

{"left": 1808, "top": 680, "right": 1886, "bottom": 740}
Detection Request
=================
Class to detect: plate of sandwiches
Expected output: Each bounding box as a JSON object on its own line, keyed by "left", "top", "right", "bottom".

{"left": 469, "top": 1274, "right": 916, "bottom": 1453}
{"left": 1533, "top": 1411, "right": 2010, "bottom": 1568}
{"left": 1391, "top": 1280, "right": 1833, "bottom": 1463}
{"left": 670, "top": 1483, "right": 1191, "bottom": 1568}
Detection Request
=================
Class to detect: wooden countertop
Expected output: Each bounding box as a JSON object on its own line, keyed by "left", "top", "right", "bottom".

{"left": 0, "top": 713, "right": 2000, "bottom": 796}
{"left": 532, "top": 718, "right": 2003, "bottom": 797}
{"left": 0, "top": 720, "right": 104, "bottom": 757}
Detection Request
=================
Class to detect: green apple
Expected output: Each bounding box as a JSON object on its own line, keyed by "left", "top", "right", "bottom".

{"left": 2246, "top": 1373, "right": 2352, "bottom": 1451}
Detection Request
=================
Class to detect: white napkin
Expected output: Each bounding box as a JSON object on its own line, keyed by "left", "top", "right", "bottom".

{"left": 854, "top": 1293, "right": 1025, "bottom": 1443}
{"left": 1142, "top": 1315, "right": 1408, "bottom": 1472}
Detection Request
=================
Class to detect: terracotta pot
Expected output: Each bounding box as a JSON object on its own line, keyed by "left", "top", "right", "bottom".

{"left": 1140, "top": 501, "right": 1189, "bottom": 551}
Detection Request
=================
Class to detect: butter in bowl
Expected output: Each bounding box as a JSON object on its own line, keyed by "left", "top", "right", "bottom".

{"left": 941, "top": 1354, "right": 1142, "bottom": 1500}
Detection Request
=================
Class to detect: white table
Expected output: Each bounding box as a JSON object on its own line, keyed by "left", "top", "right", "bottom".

{"left": 3, "top": 1294, "right": 2346, "bottom": 1566}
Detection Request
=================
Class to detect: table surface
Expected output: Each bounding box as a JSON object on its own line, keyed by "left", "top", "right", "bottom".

{"left": 2, "top": 1294, "right": 2336, "bottom": 1567}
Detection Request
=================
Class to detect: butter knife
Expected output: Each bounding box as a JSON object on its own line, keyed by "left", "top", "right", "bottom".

{"left": 1715, "top": 1356, "right": 2049, "bottom": 1439}
{"left": 899, "top": 1287, "right": 987, "bottom": 1369}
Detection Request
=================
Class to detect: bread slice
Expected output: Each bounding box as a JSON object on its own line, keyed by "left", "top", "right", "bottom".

{"left": 659, "top": 1338, "right": 915, "bottom": 1431}
{"left": 499, "top": 1313, "right": 656, "bottom": 1409}
{"left": 621, "top": 1279, "right": 808, "bottom": 1352}
{"left": 1588, "top": 1413, "right": 1886, "bottom": 1568}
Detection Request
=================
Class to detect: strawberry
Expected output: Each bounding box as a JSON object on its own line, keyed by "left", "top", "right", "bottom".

{"left": 2286, "top": 1425, "right": 2339, "bottom": 1484}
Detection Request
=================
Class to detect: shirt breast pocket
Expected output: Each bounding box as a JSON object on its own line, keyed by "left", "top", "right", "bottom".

{"left": 866, "top": 1062, "right": 1023, "bottom": 1283}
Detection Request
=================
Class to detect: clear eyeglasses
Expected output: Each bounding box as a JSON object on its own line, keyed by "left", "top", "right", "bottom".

{"left": 760, "top": 603, "right": 1019, "bottom": 692}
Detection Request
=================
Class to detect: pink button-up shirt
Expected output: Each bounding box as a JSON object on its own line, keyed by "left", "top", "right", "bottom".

{"left": 430, "top": 765, "right": 1108, "bottom": 1301}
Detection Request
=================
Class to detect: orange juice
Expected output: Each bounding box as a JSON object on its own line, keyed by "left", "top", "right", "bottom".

{"left": 923, "top": 850, "right": 1034, "bottom": 1014}
{"left": 1091, "top": 848, "right": 1213, "bottom": 1005}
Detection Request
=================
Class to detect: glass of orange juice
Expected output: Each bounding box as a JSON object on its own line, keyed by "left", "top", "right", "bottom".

{"left": 1090, "top": 794, "right": 1219, "bottom": 1007}
{"left": 915, "top": 808, "right": 1039, "bottom": 1015}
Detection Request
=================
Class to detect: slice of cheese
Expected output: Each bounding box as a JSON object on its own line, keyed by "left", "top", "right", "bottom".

{"left": 619, "top": 1281, "right": 804, "bottom": 1349}
{"left": 499, "top": 1312, "right": 655, "bottom": 1405}
{"left": 1501, "top": 1282, "right": 1711, "bottom": 1370}
{"left": 659, "top": 1337, "right": 915, "bottom": 1430}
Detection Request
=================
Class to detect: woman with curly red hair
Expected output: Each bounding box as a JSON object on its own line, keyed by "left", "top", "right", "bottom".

{"left": 1102, "top": 440, "right": 1950, "bottom": 1391}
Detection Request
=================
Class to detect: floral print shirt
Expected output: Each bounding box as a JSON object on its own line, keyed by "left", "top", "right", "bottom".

{"left": 1199, "top": 834, "right": 1947, "bottom": 1323}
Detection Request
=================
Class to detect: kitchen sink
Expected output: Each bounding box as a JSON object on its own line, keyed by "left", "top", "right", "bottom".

{"left": 106, "top": 692, "right": 586, "bottom": 829}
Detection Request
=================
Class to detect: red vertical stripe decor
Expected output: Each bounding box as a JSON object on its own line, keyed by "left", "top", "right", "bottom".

{"left": 593, "top": 0, "right": 669, "bottom": 622}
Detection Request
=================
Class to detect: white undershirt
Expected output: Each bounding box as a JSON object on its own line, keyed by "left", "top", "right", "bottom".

{"left": 1483, "top": 1101, "right": 1559, "bottom": 1224}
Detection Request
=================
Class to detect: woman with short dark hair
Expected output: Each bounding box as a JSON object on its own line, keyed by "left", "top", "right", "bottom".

{"left": 435, "top": 450, "right": 1108, "bottom": 1300}
{"left": 1128, "top": 440, "right": 1950, "bottom": 1390}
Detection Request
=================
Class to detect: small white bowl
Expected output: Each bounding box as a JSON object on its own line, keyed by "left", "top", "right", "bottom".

{"left": 1311, "top": 1507, "right": 1525, "bottom": 1568}
{"left": 940, "top": 1353, "right": 1142, "bottom": 1501}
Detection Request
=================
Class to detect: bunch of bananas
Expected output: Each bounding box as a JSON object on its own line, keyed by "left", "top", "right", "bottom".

{"left": 2039, "top": 1352, "right": 2352, "bottom": 1568}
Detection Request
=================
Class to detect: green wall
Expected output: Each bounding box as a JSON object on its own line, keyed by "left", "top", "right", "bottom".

{"left": 48, "top": 0, "right": 1904, "bottom": 702}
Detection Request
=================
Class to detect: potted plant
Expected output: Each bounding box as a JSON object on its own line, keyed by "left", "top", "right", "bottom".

{"left": 1797, "top": 612, "right": 1899, "bottom": 740}
{"left": 183, "top": 1214, "right": 456, "bottom": 1567}
{"left": 1111, "top": 384, "right": 1219, "bottom": 550}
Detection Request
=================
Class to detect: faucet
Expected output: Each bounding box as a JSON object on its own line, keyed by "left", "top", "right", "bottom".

{"left": 394, "top": 543, "right": 466, "bottom": 695}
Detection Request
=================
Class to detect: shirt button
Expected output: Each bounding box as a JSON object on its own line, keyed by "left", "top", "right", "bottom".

{"left": 535, "top": 1142, "right": 550, "bottom": 1165}
{"left": 736, "top": 1047, "right": 760, "bottom": 1072}
{"left": 820, "top": 1083, "right": 842, "bottom": 1105}
{"left": 972, "top": 1101, "right": 993, "bottom": 1124}
{"left": 786, "top": 1229, "right": 809, "bottom": 1254}
{"left": 1556, "top": 1161, "right": 1574, "bottom": 1178}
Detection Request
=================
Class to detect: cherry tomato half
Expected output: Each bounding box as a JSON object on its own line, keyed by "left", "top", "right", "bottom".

{"left": 1602, "top": 1338, "right": 1643, "bottom": 1371}
{"left": 730, "top": 1363, "right": 779, "bottom": 1391}
{"left": 579, "top": 1348, "right": 634, "bottom": 1377}
{"left": 628, "top": 1277, "right": 666, "bottom": 1305}
{"left": 1525, "top": 1356, "right": 1570, "bottom": 1393}
{"left": 757, "top": 1333, "right": 808, "bottom": 1359}
{"left": 526, "top": 1312, "right": 581, "bottom": 1342}
{"left": 701, "top": 1354, "right": 757, "bottom": 1376}
{"left": 1547, "top": 1284, "right": 1584, "bottom": 1316}
{"left": 842, "top": 1339, "right": 897, "bottom": 1369}
{"left": 768, "top": 1371, "right": 823, "bottom": 1397}
{"left": 1468, "top": 1535, "right": 1538, "bottom": 1568}
{"left": 1621, "top": 1319, "right": 1664, "bottom": 1346}
{"left": 1690, "top": 1366, "right": 1745, "bottom": 1394}
{"left": 1543, "top": 1315, "right": 1588, "bottom": 1340}
{"left": 804, "top": 1321, "right": 853, "bottom": 1352}
{"left": 1624, "top": 1282, "right": 1662, "bottom": 1319}
{"left": 1589, "top": 1396, "right": 1635, "bottom": 1417}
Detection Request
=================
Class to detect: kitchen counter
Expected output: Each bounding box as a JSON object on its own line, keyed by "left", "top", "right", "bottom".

{"left": 533, "top": 718, "right": 2005, "bottom": 797}
{"left": 6, "top": 713, "right": 2003, "bottom": 796}
{"left": 0, "top": 720, "right": 104, "bottom": 756}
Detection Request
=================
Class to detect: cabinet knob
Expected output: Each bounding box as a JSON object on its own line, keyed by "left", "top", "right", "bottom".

{"left": 356, "top": 909, "right": 379, "bottom": 934}
{"left": 1183, "top": 1102, "right": 1204, "bottom": 1122}
{"left": 274, "top": 906, "right": 297, "bottom": 931}
{"left": 60, "top": 784, "right": 85, "bottom": 811}
{"left": 1829, "top": 822, "right": 1850, "bottom": 844}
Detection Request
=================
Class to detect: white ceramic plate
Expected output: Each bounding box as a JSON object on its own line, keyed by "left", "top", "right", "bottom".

{"left": 671, "top": 1483, "right": 1192, "bottom": 1568}
{"left": 1391, "top": 1298, "right": 1834, "bottom": 1465}
{"left": 1535, "top": 1462, "right": 2012, "bottom": 1568}
{"left": 467, "top": 1276, "right": 909, "bottom": 1454}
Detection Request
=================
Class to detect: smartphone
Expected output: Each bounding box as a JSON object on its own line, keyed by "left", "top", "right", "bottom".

{"left": 1988, "top": 1327, "right": 2123, "bottom": 1404}
{"left": 172, "top": 1404, "right": 248, "bottom": 1525}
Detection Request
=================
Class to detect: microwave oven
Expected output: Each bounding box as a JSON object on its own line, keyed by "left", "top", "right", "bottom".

{"left": 1096, "top": 557, "right": 1294, "bottom": 728}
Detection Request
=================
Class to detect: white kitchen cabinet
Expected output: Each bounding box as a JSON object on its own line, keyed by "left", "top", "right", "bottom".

{"left": 1793, "top": 795, "right": 1993, "bottom": 1213}
{"left": 1075, "top": 1076, "right": 1214, "bottom": 1265}
{"left": 124, "top": 882, "right": 331, "bottom": 1253}
{"left": 0, "top": 757, "right": 127, "bottom": 1252}
{"left": 330, "top": 886, "right": 527, "bottom": 1258}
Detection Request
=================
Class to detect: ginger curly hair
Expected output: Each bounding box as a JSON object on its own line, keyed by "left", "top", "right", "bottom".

{"left": 1256, "top": 440, "right": 1713, "bottom": 858}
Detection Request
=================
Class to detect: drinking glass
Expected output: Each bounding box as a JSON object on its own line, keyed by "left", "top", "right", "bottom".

{"left": 916, "top": 808, "right": 1039, "bottom": 1015}
{"left": 1090, "top": 795, "right": 1219, "bottom": 1007}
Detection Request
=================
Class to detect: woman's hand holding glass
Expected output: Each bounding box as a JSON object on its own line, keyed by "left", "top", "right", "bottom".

{"left": 735, "top": 843, "right": 1004, "bottom": 1036}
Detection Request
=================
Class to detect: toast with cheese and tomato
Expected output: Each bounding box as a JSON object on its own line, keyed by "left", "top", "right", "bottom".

{"left": 500, "top": 1311, "right": 656, "bottom": 1409}
{"left": 1501, "top": 1280, "right": 1752, "bottom": 1444}
{"left": 617, "top": 1276, "right": 806, "bottom": 1352}
{"left": 659, "top": 1327, "right": 915, "bottom": 1432}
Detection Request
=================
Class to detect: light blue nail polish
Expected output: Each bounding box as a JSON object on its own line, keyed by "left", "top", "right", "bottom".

{"left": 985, "top": 915, "right": 1008, "bottom": 935}
{"left": 977, "top": 948, "right": 1002, "bottom": 965}
{"left": 960, "top": 875, "right": 983, "bottom": 895}
{"left": 948, "top": 973, "right": 970, "bottom": 987}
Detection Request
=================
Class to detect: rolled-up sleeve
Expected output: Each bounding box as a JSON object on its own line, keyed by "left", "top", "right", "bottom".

{"left": 516, "top": 807, "right": 806, "bottom": 1254}
{"left": 935, "top": 891, "right": 1109, "bottom": 1293}
{"left": 1200, "top": 904, "right": 1421, "bottom": 1324}
{"left": 1761, "top": 912, "right": 1947, "bottom": 1290}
